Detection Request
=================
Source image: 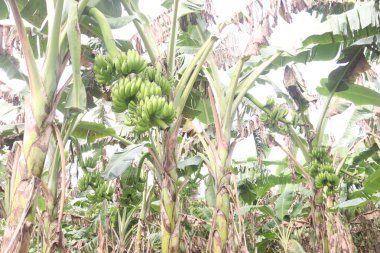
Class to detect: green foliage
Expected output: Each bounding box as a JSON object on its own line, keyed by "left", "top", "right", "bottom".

{"left": 317, "top": 82, "right": 380, "bottom": 107}
{"left": 19, "top": 0, "right": 47, "bottom": 28}
{"left": 102, "top": 142, "right": 147, "bottom": 180}
{"left": 72, "top": 121, "right": 117, "bottom": 142}
{"left": 162, "top": 0, "right": 205, "bottom": 18}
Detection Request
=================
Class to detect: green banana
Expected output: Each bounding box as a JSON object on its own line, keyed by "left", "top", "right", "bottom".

{"left": 114, "top": 50, "right": 147, "bottom": 76}
{"left": 136, "top": 80, "right": 162, "bottom": 100}
{"left": 111, "top": 77, "right": 143, "bottom": 113}
{"left": 94, "top": 54, "right": 114, "bottom": 84}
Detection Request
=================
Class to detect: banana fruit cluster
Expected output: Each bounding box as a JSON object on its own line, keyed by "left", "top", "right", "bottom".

{"left": 260, "top": 104, "right": 288, "bottom": 132}
{"left": 112, "top": 76, "right": 175, "bottom": 133}
{"left": 144, "top": 66, "right": 172, "bottom": 96}
{"left": 113, "top": 62, "right": 174, "bottom": 133}
{"left": 93, "top": 48, "right": 175, "bottom": 133}
{"left": 114, "top": 50, "right": 147, "bottom": 76}
{"left": 309, "top": 147, "right": 339, "bottom": 195}
{"left": 111, "top": 77, "right": 144, "bottom": 113}
{"left": 136, "top": 81, "right": 162, "bottom": 100}
{"left": 93, "top": 54, "right": 114, "bottom": 84}
{"left": 125, "top": 96, "right": 175, "bottom": 133}
{"left": 78, "top": 173, "right": 113, "bottom": 203}
{"left": 261, "top": 98, "right": 304, "bottom": 132}
{"left": 93, "top": 49, "right": 147, "bottom": 85}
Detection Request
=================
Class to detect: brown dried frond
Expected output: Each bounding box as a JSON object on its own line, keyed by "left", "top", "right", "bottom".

{"left": 130, "top": 0, "right": 322, "bottom": 68}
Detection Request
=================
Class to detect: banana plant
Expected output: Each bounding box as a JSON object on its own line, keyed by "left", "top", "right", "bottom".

{"left": 0, "top": 0, "right": 109, "bottom": 252}
{"left": 117, "top": 1, "right": 227, "bottom": 252}
{"left": 2, "top": 0, "right": 67, "bottom": 251}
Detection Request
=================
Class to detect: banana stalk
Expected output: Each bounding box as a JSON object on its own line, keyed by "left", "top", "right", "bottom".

{"left": 66, "top": 0, "right": 86, "bottom": 112}
{"left": 212, "top": 163, "right": 231, "bottom": 253}
{"left": 88, "top": 7, "right": 118, "bottom": 57}
{"left": 135, "top": 157, "right": 152, "bottom": 253}
{"left": 167, "top": 0, "right": 180, "bottom": 76}
{"left": 161, "top": 173, "right": 180, "bottom": 253}
{"left": 41, "top": 2, "right": 86, "bottom": 252}
{"left": 120, "top": 0, "right": 159, "bottom": 63}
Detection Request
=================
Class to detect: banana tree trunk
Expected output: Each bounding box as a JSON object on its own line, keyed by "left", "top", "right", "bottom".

{"left": 1, "top": 100, "right": 53, "bottom": 253}
{"left": 160, "top": 131, "right": 181, "bottom": 253}
{"left": 312, "top": 189, "right": 328, "bottom": 253}
{"left": 311, "top": 190, "right": 355, "bottom": 253}
{"left": 325, "top": 196, "right": 355, "bottom": 253}
{"left": 1, "top": 0, "right": 66, "bottom": 251}
{"left": 211, "top": 166, "right": 231, "bottom": 253}
{"left": 161, "top": 173, "right": 180, "bottom": 253}
{"left": 135, "top": 177, "right": 151, "bottom": 252}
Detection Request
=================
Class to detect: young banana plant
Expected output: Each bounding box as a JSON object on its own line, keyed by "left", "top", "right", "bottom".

{"left": 192, "top": 52, "right": 281, "bottom": 252}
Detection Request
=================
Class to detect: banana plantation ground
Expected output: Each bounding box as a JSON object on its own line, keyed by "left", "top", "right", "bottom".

{"left": 0, "top": 0, "right": 380, "bottom": 252}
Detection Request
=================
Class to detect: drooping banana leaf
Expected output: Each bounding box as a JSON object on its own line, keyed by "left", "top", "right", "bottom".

{"left": 269, "top": 1, "right": 380, "bottom": 67}
{"left": 303, "top": 1, "right": 380, "bottom": 47}
{"left": 102, "top": 142, "right": 147, "bottom": 180}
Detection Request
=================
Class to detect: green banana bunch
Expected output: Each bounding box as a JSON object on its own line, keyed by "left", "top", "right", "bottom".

{"left": 311, "top": 147, "right": 331, "bottom": 164}
{"left": 111, "top": 77, "right": 143, "bottom": 113}
{"left": 291, "top": 113, "right": 302, "bottom": 127}
{"left": 89, "top": 173, "right": 103, "bottom": 189}
{"left": 78, "top": 173, "right": 91, "bottom": 192}
{"left": 144, "top": 62, "right": 163, "bottom": 80}
{"left": 109, "top": 57, "right": 175, "bottom": 133}
{"left": 308, "top": 161, "right": 320, "bottom": 178}
{"left": 261, "top": 106, "right": 288, "bottom": 128}
{"left": 159, "top": 101, "right": 176, "bottom": 124}
{"left": 93, "top": 182, "right": 113, "bottom": 201}
{"left": 315, "top": 172, "right": 339, "bottom": 190}
{"left": 144, "top": 66, "right": 159, "bottom": 82}
{"left": 308, "top": 147, "right": 339, "bottom": 195}
{"left": 114, "top": 50, "right": 147, "bottom": 76}
{"left": 154, "top": 75, "right": 173, "bottom": 96}
{"left": 132, "top": 96, "right": 176, "bottom": 133}
{"left": 271, "top": 106, "right": 288, "bottom": 121}
{"left": 80, "top": 173, "right": 114, "bottom": 203}
{"left": 80, "top": 158, "right": 97, "bottom": 169}
{"left": 125, "top": 101, "right": 138, "bottom": 127}
{"left": 86, "top": 192, "right": 96, "bottom": 202}
{"left": 143, "top": 65, "right": 172, "bottom": 96}
{"left": 309, "top": 162, "right": 334, "bottom": 177}
{"left": 319, "top": 164, "right": 334, "bottom": 174}
{"left": 136, "top": 81, "right": 162, "bottom": 100}
{"left": 264, "top": 97, "right": 275, "bottom": 110}
{"left": 93, "top": 54, "right": 114, "bottom": 84}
